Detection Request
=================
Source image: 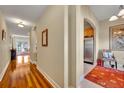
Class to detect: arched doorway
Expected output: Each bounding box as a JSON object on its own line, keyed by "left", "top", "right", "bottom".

{"left": 76, "top": 17, "right": 97, "bottom": 87}
{"left": 84, "top": 18, "right": 96, "bottom": 75}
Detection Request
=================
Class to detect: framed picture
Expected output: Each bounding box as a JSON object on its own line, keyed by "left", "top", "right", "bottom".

{"left": 2, "top": 29, "right": 6, "bottom": 40}
{"left": 109, "top": 24, "right": 124, "bottom": 51}
{"left": 42, "top": 28, "right": 48, "bottom": 46}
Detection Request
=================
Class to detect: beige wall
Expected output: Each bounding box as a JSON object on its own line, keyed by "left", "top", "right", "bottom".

{"left": 99, "top": 18, "right": 124, "bottom": 64}
{"left": 0, "top": 11, "right": 10, "bottom": 80}
{"left": 68, "top": 6, "right": 76, "bottom": 87}
{"left": 36, "top": 6, "right": 64, "bottom": 87}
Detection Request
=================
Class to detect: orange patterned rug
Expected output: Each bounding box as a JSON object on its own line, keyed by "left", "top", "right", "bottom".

{"left": 85, "top": 66, "right": 124, "bottom": 88}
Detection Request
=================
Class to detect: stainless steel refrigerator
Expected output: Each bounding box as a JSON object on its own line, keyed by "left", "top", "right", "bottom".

{"left": 84, "top": 37, "right": 94, "bottom": 64}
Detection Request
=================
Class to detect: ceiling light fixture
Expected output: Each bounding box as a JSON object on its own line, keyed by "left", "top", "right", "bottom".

{"left": 109, "top": 5, "right": 124, "bottom": 21}
{"left": 18, "top": 22, "right": 24, "bottom": 28}
{"left": 118, "top": 6, "right": 124, "bottom": 16}
{"left": 109, "top": 15, "right": 118, "bottom": 21}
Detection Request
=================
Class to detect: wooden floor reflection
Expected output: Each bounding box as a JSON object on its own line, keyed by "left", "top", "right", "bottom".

{"left": 0, "top": 56, "right": 53, "bottom": 88}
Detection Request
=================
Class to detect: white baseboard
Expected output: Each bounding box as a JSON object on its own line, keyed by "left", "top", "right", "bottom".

{"left": 37, "top": 65, "right": 61, "bottom": 88}
{"left": 0, "top": 60, "right": 10, "bottom": 81}
{"left": 30, "top": 59, "right": 36, "bottom": 64}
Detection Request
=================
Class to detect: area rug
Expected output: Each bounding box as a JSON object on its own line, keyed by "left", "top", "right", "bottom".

{"left": 85, "top": 66, "right": 124, "bottom": 88}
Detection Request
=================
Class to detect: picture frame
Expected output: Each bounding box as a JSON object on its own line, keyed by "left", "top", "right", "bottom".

{"left": 2, "top": 29, "right": 6, "bottom": 40}
{"left": 42, "top": 28, "right": 48, "bottom": 47}
{"left": 109, "top": 24, "right": 124, "bottom": 51}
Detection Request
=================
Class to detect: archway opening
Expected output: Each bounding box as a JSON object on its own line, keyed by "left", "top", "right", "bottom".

{"left": 83, "top": 19, "right": 96, "bottom": 75}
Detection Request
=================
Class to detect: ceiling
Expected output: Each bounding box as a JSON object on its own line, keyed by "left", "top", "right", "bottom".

{"left": 89, "top": 5, "right": 120, "bottom": 21}
{"left": 0, "top": 5, "right": 47, "bottom": 36}
{"left": 0, "top": 5, "right": 122, "bottom": 36}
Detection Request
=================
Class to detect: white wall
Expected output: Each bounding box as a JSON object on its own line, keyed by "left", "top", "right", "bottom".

{"left": 0, "top": 11, "right": 10, "bottom": 81}
{"left": 36, "top": 6, "right": 64, "bottom": 87}
{"left": 30, "top": 30, "right": 37, "bottom": 63}
{"left": 99, "top": 18, "right": 124, "bottom": 64}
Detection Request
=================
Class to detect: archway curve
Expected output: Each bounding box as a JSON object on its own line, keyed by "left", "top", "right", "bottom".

{"left": 84, "top": 18, "right": 96, "bottom": 32}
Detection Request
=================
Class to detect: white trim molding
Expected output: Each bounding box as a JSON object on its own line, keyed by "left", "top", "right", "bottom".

{"left": 0, "top": 60, "right": 10, "bottom": 81}
{"left": 76, "top": 5, "right": 84, "bottom": 87}
{"left": 64, "top": 5, "right": 69, "bottom": 88}
{"left": 37, "top": 65, "right": 61, "bottom": 88}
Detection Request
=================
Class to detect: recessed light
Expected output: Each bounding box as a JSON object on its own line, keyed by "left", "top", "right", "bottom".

{"left": 109, "top": 5, "right": 124, "bottom": 21}
{"left": 118, "top": 9, "right": 124, "bottom": 17}
{"left": 18, "top": 22, "right": 24, "bottom": 28}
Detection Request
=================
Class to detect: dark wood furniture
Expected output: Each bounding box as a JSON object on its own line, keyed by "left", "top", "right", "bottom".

{"left": 11, "top": 49, "right": 16, "bottom": 60}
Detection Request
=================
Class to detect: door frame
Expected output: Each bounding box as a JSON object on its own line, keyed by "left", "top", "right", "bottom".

{"left": 75, "top": 6, "right": 97, "bottom": 87}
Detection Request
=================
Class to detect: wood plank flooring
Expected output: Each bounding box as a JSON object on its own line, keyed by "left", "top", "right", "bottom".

{"left": 0, "top": 56, "right": 53, "bottom": 88}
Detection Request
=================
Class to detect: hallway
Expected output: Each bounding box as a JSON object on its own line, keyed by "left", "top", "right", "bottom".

{"left": 0, "top": 5, "right": 124, "bottom": 88}
{"left": 0, "top": 56, "right": 53, "bottom": 88}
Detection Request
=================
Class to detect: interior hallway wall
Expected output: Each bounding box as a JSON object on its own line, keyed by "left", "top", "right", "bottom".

{"left": 99, "top": 18, "right": 124, "bottom": 65}
{"left": 30, "top": 30, "right": 37, "bottom": 64}
{"left": 68, "top": 6, "right": 76, "bottom": 87}
{"left": 0, "top": 11, "right": 10, "bottom": 81}
{"left": 36, "top": 6, "right": 64, "bottom": 87}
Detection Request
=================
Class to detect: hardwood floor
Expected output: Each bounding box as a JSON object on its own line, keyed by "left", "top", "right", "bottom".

{"left": 0, "top": 56, "right": 53, "bottom": 88}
